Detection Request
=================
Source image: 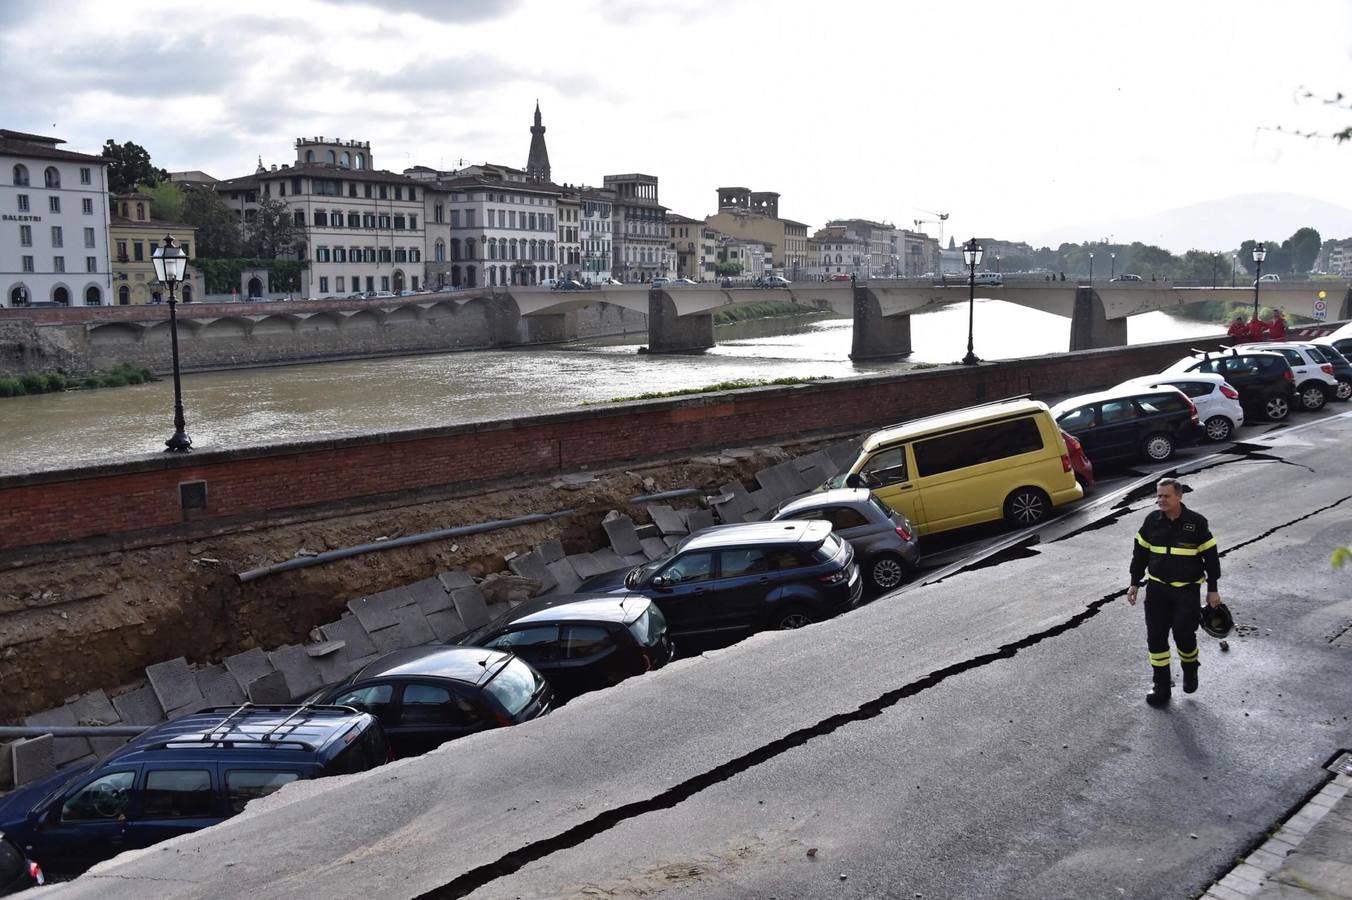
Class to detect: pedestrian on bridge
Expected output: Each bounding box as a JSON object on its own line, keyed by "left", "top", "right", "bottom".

{"left": 1127, "top": 477, "right": 1222, "bottom": 707}
{"left": 1247, "top": 315, "right": 1269, "bottom": 342}
{"left": 1268, "top": 309, "right": 1287, "bottom": 341}
{"left": 1227, "top": 316, "right": 1248, "bottom": 341}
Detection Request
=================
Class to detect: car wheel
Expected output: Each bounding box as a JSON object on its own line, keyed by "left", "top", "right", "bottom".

{"left": 1203, "top": 415, "right": 1233, "bottom": 442}
{"left": 1004, "top": 487, "right": 1050, "bottom": 527}
{"left": 1298, "top": 383, "right": 1327, "bottom": 411}
{"left": 1141, "top": 432, "right": 1175, "bottom": 462}
{"left": 1336, "top": 378, "right": 1352, "bottom": 402}
{"left": 868, "top": 554, "right": 910, "bottom": 591}
{"left": 772, "top": 605, "right": 818, "bottom": 630}
{"left": 1264, "top": 396, "right": 1290, "bottom": 420}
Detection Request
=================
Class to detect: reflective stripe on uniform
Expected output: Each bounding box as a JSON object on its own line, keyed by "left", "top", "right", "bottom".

{"left": 1178, "top": 647, "right": 1199, "bottom": 663}
{"left": 1149, "top": 650, "right": 1172, "bottom": 667}
{"left": 1146, "top": 573, "right": 1205, "bottom": 587}
{"left": 1136, "top": 532, "right": 1216, "bottom": 556}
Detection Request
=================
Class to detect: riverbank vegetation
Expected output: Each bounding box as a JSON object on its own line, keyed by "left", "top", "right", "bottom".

{"left": 0, "top": 365, "right": 158, "bottom": 398}
{"left": 712, "top": 301, "right": 829, "bottom": 325}
{"left": 1173, "top": 299, "right": 1313, "bottom": 327}
{"left": 585, "top": 375, "right": 831, "bottom": 405}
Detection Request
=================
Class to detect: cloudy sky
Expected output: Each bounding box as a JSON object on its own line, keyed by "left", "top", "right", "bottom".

{"left": 3, "top": 0, "right": 1350, "bottom": 249}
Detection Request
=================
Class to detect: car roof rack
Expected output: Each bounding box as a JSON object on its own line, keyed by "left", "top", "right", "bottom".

{"left": 138, "top": 702, "right": 363, "bottom": 753}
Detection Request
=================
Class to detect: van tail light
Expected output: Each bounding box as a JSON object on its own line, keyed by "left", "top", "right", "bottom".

{"left": 1284, "top": 370, "right": 1295, "bottom": 383}
{"left": 1321, "top": 364, "right": 1334, "bottom": 375}
{"left": 819, "top": 570, "right": 847, "bottom": 585}
{"left": 895, "top": 524, "right": 913, "bottom": 542}
{"left": 1061, "top": 453, "right": 1072, "bottom": 473}
{"left": 1219, "top": 383, "right": 1239, "bottom": 399}
{"left": 29, "top": 862, "right": 44, "bottom": 886}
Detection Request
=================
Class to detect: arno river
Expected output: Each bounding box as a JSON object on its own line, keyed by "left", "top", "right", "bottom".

{"left": 0, "top": 302, "right": 1221, "bottom": 473}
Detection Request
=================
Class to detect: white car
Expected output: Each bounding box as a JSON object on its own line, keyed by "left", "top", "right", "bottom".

{"left": 668, "top": 277, "right": 699, "bottom": 286}
{"left": 1115, "top": 372, "right": 1244, "bottom": 442}
{"left": 1311, "top": 338, "right": 1352, "bottom": 401}
{"left": 1230, "top": 342, "right": 1340, "bottom": 411}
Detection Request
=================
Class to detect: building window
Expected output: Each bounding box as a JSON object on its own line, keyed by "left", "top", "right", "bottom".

{"left": 461, "top": 241, "right": 471, "bottom": 261}
{"left": 393, "top": 215, "right": 406, "bottom": 230}
{"left": 408, "top": 187, "right": 415, "bottom": 201}
{"left": 363, "top": 184, "right": 372, "bottom": 199}
{"left": 342, "top": 151, "right": 351, "bottom": 168}
{"left": 348, "top": 212, "right": 359, "bottom": 227}
{"left": 136, "top": 203, "right": 145, "bottom": 220}
{"left": 394, "top": 248, "right": 407, "bottom": 263}
{"left": 293, "top": 211, "right": 305, "bottom": 226}
{"left": 51, "top": 226, "right": 63, "bottom": 247}
{"left": 434, "top": 204, "right": 444, "bottom": 224}
{"left": 326, "top": 150, "right": 336, "bottom": 164}
{"left": 82, "top": 197, "right": 93, "bottom": 215}
{"left": 316, "top": 247, "right": 330, "bottom": 262}
{"left": 12, "top": 164, "right": 28, "bottom": 186}
{"left": 378, "top": 248, "right": 391, "bottom": 263}
{"left": 347, "top": 183, "right": 356, "bottom": 198}
{"left": 52, "top": 285, "right": 69, "bottom": 305}
{"left": 49, "top": 196, "right": 60, "bottom": 213}
{"left": 363, "top": 214, "right": 375, "bottom": 229}
{"left": 21, "top": 256, "right": 34, "bottom": 272}
{"left": 335, "top": 247, "right": 346, "bottom": 262}
{"left": 19, "top": 225, "right": 31, "bottom": 246}
{"left": 292, "top": 177, "right": 301, "bottom": 194}
{"left": 44, "top": 166, "right": 60, "bottom": 188}
{"left": 86, "top": 256, "right": 97, "bottom": 273}
{"left": 116, "top": 240, "right": 127, "bottom": 260}
{"left": 278, "top": 182, "right": 285, "bottom": 197}
{"left": 85, "top": 285, "right": 100, "bottom": 304}
{"left": 380, "top": 276, "right": 389, "bottom": 291}
{"left": 409, "top": 214, "right": 417, "bottom": 230}
{"left": 411, "top": 248, "right": 421, "bottom": 262}
{"left": 84, "top": 227, "right": 96, "bottom": 248}
{"left": 319, "top": 276, "right": 329, "bottom": 293}
{"left": 53, "top": 256, "right": 65, "bottom": 272}
{"left": 356, "top": 153, "right": 365, "bottom": 170}
{"left": 118, "top": 285, "right": 130, "bottom": 304}
{"left": 378, "top": 185, "right": 387, "bottom": 200}
{"left": 364, "top": 248, "right": 375, "bottom": 263}
{"left": 17, "top": 194, "right": 29, "bottom": 211}
{"left": 450, "top": 210, "right": 461, "bottom": 228}
{"left": 394, "top": 187, "right": 403, "bottom": 201}
{"left": 134, "top": 242, "right": 144, "bottom": 261}
{"left": 336, "top": 276, "right": 345, "bottom": 292}
{"left": 434, "top": 240, "right": 444, "bottom": 262}
{"left": 314, "top": 210, "right": 328, "bottom": 227}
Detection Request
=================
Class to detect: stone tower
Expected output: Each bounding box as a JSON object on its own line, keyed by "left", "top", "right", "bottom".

{"left": 526, "top": 101, "right": 551, "bottom": 182}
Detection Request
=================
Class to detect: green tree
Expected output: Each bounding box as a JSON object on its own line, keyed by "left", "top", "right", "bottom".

{"left": 179, "top": 187, "right": 242, "bottom": 258}
{"left": 1284, "top": 227, "right": 1321, "bottom": 275}
{"left": 143, "top": 182, "right": 184, "bottom": 222}
{"left": 1176, "top": 250, "right": 1232, "bottom": 284}
{"left": 714, "top": 260, "right": 742, "bottom": 276}
{"left": 1238, "top": 239, "right": 1291, "bottom": 276}
{"left": 243, "top": 197, "right": 301, "bottom": 259}
{"left": 101, "top": 139, "right": 168, "bottom": 194}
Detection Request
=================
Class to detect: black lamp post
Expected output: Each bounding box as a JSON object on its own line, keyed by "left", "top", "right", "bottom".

{"left": 962, "top": 237, "right": 983, "bottom": 366}
{"left": 995, "top": 254, "right": 1001, "bottom": 274}
{"left": 1088, "top": 251, "right": 1094, "bottom": 283}
{"left": 1251, "top": 243, "right": 1267, "bottom": 319}
{"left": 152, "top": 235, "right": 192, "bottom": 453}
{"left": 1110, "top": 252, "right": 1116, "bottom": 280}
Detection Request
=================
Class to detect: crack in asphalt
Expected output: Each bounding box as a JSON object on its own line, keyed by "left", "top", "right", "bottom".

{"left": 413, "top": 483, "right": 1352, "bottom": 900}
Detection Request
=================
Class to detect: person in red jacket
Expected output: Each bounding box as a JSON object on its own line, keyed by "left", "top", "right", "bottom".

{"left": 1227, "top": 316, "right": 1247, "bottom": 341}
{"left": 1267, "top": 309, "right": 1287, "bottom": 341}
{"left": 1247, "top": 315, "right": 1268, "bottom": 341}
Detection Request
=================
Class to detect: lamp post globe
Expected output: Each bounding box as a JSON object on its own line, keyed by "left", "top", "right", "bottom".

{"left": 962, "top": 237, "right": 983, "bottom": 366}
{"left": 1251, "top": 243, "right": 1267, "bottom": 320}
{"left": 152, "top": 235, "right": 192, "bottom": 453}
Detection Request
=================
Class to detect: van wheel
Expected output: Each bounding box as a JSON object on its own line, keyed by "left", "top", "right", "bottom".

{"left": 1203, "top": 416, "right": 1233, "bottom": 442}
{"left": 868, "top": 554, "right": 910, "bottom": 591}
{"left": 1336, "top": 378, "right": 1352, "bottom": 402}
{"left": 772, "top": 605, "right": 817, "bottom": 630}
{"left": 1141, "top": 432, "right": 1174, "bottom": 462}
{"left": 1264, "top": 396, "right": 1290, "bottom": 420}
{"left": 1005, "top": 487, "right": 1050, "bottom": 527}
{"left": 1298, "top": 383, "right": 1327, "bottom": 411}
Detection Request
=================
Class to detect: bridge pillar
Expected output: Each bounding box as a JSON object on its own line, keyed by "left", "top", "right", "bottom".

{"left": 1069, "top": 287, "right": 1128, "bottom": 351}
{"left": 520, "top": 311, "right": 577, "bottom": 345}
{"left": 850, "top": 287, "right": 911, "bottom": 360}
{"left": 646, "top": 292, "right": 713, "bottom": 353}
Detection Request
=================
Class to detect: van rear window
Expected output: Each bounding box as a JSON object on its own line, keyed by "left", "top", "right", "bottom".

{"left": 912, "top": 417, "right": 1044, "bottom": 477}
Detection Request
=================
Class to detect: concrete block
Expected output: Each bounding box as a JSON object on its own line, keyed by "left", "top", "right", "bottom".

{"left": 11, "top": 734, "right": 55, "bottom": 786}
{"left": 683, "top": 509, "right": 716, "bottom": 533}
{"left": 195, "top": 664, "right": 247, "bottom": 709}
{"left": 826, "top": 440, "right": 859, "bottom": 472}
{"left": 621, "top": 553, "right": 648, "bottom": 567}
{"left": 224, "top": 648, "right": 276, "bottom": 694}
{"left": 745, "top": 490, "right": 777, "bottom": 516}
{"left": 602, "top": 515, "right": 644, "bottom": 557}
{"left": 794, "top": 450, "right": 836, "bottom": 477}
{"left": 754, "top": 463, "right": 797, "bottom": 501}
{"left": 0, "top": 740, "right": 13, "bottom": 790}
{"left": 546, "top": 559, "right": 583, "bottom": 595}
{"left": 534, "top": 539, "right": 565, "bottom": 563}
{"left": 647, "top": 504, "right": 688, "bottom": 535}
{"left": 640, "top": 537, "right": 669, "bottom": 561}
{"left": 246, "top": 670, "right": 293, "bottom": 704}
{"left": 111, "top": 684, "right": 167, "bottom": 726}
{"left": 509, "top": 551, "right": 558, "bottom": 594}
{"left": 426, "top": 608, "right": 469, "bottom": 643}
{"left": 401, "top": 576, "right": 454, "bottom": 615}
{"left": 366, "top": 605, "right": 437, "bottom": 655}
{"left": 797, "top": 466, "right": 830, "bottom": 492}
{"left": 664, "top": 535, "right": 681, "bottom": 548}
{"left": 592, "top": 547, "right": 626, "bottom": 573}
{"left": 319, "top": 614, "right": 379, "bottom": 659}
{"left": 146, "top": 657, "right": 206, "bottom": 717}
{"left": 310, "top": 642, "right": 371, "bottom": 687}
{"left": 70, "top": 690, "right": 127, "bottom": 754}
{"left": 22, "top": 706, "right": 89, "bottom": 767}
{"left": 436, "top": 569, "right": 476, "bottom": 592}
{"left": 565, "top": 552, "right": 611, "bottom": 580}
{"left": 451, "top": 586, "right": 492, "bottom": 630}
{"left": 306, "top": 640, "right": 345, "bottom": 658}
{"left": 347, "top": 586, "right": 419, "bottom": 633}
{"left": 712, "top": 498, "right": 746, "bottom": 524}
{"left": 268, "top": 645, "right": 325, "bottom": 700}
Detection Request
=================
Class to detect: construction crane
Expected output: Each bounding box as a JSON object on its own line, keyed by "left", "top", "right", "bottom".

{"left": 913, "top": 209, "right": 949, "bottom": 246}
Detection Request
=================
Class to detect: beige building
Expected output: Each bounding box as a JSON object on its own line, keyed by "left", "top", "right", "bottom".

{"left": 810, "top": 225, "right": 868, "bottom": 279}
{"left": 108, "top": 191, "right": 202, "bottom": 304}
{"left": 706, "top": 187, "right": 810, "bottom": 279}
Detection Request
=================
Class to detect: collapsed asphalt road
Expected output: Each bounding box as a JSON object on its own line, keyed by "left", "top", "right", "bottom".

{"left": 47, "top": 413, "right": 1352, "bottom": 900}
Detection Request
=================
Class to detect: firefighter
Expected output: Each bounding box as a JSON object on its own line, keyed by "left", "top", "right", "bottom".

{"left": 1246, "top": 314, "right": 1268, "bottom": 342}
{"left": 1268, "top": 309, "right": 1287, "bottom": 341}
{"left": 1126, "top": 477, "right": 1222, "bottom": 707}
{"left": 1227, "top": 315, "right": 1247, "bottom": 341}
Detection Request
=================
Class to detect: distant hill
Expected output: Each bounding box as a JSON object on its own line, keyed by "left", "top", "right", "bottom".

{"left": 1033, "top": 193, "right": 1352, "bottom": 254}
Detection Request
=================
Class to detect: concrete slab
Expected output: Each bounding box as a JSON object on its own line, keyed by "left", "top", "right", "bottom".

{"left": 592, "top": 547, "right": 626, "bottom": 573}
{"left": 534, "top": 540, "right": 565, "bottom": 563}
{"left": 268, "top": 645, "right": 325, "bottom": 700}
{"left": 223, "top": 648, "right": 275, "bottom": 694}
{"left": 647, "top": 504, "right": 688, "bottom": 535}
{"left": 0, "top": 740, "right": 12, "bottom": 790}
{"left": 246, "top": 670, "right": 293, "bottom": 704}
{"left": 144, "top": 658, "right": 206, "bottom": 724}
{"left": 10, "top": 734, "right": 54, "bottom": 786}
{"left": 745, "top": 490, "right": 777, "bottom": 516}
{"left": 69, "top": 689, "right": 119, "bottom": 726}
{"left": 22, "top": 705, "right": 90, "bottom": 766}
{"left": 319, "top": 614, "right": 379, "bottom": 660}
{"left": 310, "top": 641, "right": 371, "bottom": 687}
{"left": 436, "top": 570, "right": 476, "bottom": 592}
{"left": 621, "top": 553, "right": 648, "bottom": 567}
{"left": 306, "top": 640, "right": 345, "bottom": 658}
{"left": 826, "top": 439, "right": 860, "bottom": 471}
{"left": 401, "top": 576, "right": 454, "bottom": 615}
{"left": 391, "top": 604, "right": 437, "bottom": 648}
{"left": 451, "top": 586, "right": 492, "bottom": 630}
{"left": 565, "top": 552, "right": 610, "bottom": 580}
{"left": 754, "top": 463, "right": 798, "bottom": 501}
{"left": 798, "top": 466, "right": 830, "bottom": 492}
{"left": 794, "top": 450, "right": 836, "bottom": 477}
{"left": 712, "top": 498, "right": 746, "bottom": 524}
{"left": 546, "top": 559, "right": 583, "bottom": 595}
{"left": 602, "top": 515, "right": 645, "bottom": 557}
{"left": 426, "top": 608, "right": 469, "bottom": 643}
{"left": 683, "top": 509, "right": 716, "bottom": 534}
{"left": 111, "top": 684, "right": 167, "bottom": 726}
{"left": 509, "top": 551, "right": 558, "bottom": 594}
{"left": 640, "top": 537, "right": 669, "bottom": 561}
{"left": 195, "top": 664, "right": 247, "bottom": 709}
{"left": 347, "top": 586, "right": 419, "bottom": 633}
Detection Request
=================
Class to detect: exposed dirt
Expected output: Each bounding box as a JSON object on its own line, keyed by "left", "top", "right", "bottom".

{"left": 0, "top": 444, "right": 818, "bottom": 722}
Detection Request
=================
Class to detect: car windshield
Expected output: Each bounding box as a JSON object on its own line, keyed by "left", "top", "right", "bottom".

{"left": 484, "top": 657, "right": 543, "bottom": 716}
{"left": 627, "top": 546, "right": 678, "bottom": 587}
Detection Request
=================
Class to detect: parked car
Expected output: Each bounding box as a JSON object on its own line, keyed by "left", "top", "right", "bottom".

{"left": 0, "top": 834, "right": 42, "bottom": 894}
{"left": 550, "top": 279, "right": 586, "bottom": 291}
{"left": 648, "top": 277, "right": 669, "bottom": 289}
{"left": 1115, "top": 372, "right": 1245, "bottom": 442}
{"left": 770, "top": 488, "right": 919, "bottom": 592}
{"left": 1162, "top": 349, "right": 1297, "bottom": 421}
{"left": 1110, "top": 273, "right": 1144, "bottom": 282}
{"left": 365, "top": 290, "right": 397, "bottom": 300}
{"left": 668, "top": 277, "right": 699, "bottom": 286}
{"left": 454, "top": 594, "right": 673, "bottom": 703}
{"left": 1051, "top": 385, "right": 1201, "bottom": 466}
{"left": 577, "top": 520, "right": 862, "bottom": 635}
{"left": 1256, "top": 273, "right": 1281, "bottom": 283}
{"left": 972, "top": 272, "right": 1004, "bottom": 286}
{"left": 759, "top": 275, "right": 792, "bottom": 288}
{"left": 1061, "top": 430, "right": 1094, "bottom": 492}
{"left": 1230, "top": 342, "right": 1340, "bottom": 411}
{"left": 599, "top": 277, "right": 623, "bottom": 285}
{"left": 834, "top": 398, "right": 1083, "bottom": 534}
{"left": 1310, "top": 338, "right": 1352, "bottom": 401}
{"left": 0, "top": 704, "right": 388, "bottom": 879}
{"left": 720, "top": 278, "right": 735, "bottom": 288}
{"left": 310, "top": 646, "right": 552, "bottom": 759}
{"left": 828, "top": 273, "right": 853, "bottom": 282}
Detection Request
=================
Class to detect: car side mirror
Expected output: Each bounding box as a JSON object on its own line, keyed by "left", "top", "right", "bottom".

{"left": 651, "top": 575, "right": 671, "bottom": 590}
{"left": 844, "top": 473, "right": 863, "bottom": 489}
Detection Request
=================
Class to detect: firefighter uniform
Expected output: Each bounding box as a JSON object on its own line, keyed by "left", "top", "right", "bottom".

{"left": 1129, "top": 506, "right": 1221, "bottom": 701}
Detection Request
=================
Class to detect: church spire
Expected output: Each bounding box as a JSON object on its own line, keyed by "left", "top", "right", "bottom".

{"left": 526, "top": 100, "right": 550, "bottom": 183}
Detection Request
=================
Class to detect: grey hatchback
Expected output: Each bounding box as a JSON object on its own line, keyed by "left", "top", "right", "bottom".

{"left": 771, "top": 488, "right": 920, "bottom": 591}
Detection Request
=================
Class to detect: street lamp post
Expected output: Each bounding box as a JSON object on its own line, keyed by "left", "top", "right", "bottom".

{"left": 1088, "top": 252, "right": 1094, "bottom": 283}
{"left": 995, "top": 254, "right": 1001, "bottom": 274}
{"left": 152, "top": 235, "right": 192, "bottom": 453}
{"left": 962, "top": 238, "right": 983, "bottom": 366}
{"left": 1232, "top": 254, "right": 1238, "bottom": 288}
{"left": 1251, "top": 243, "right": 1267, "bottom": 320}
{"left": 1110, "top": 252, "right": 1116, "bottom": 280}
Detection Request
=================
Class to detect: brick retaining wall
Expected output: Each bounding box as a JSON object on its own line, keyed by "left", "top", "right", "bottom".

{"left": 0, "top": 334, "right": 1238, "bottom": 554}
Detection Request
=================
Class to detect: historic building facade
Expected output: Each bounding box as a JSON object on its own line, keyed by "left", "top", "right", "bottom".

{"left": 706, "top": 186, "right": 808, "bottom": 278}
{"left": 108, "top": 191, "right": 202, "bottom": 304}
{"left": 604, "top": 173, "right": 667, "bottom": 283}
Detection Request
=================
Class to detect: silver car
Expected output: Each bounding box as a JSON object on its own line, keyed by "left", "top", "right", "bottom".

{"left": 772, "top": 488, "right": 920, "bottom": 592}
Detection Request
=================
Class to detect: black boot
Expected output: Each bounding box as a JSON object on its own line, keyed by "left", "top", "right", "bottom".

{"left": 1182, "top": 663, "right": 1199, "bottom": 694}
{"left": 1146, "top": 668, "right": 1172, "bottom": 707}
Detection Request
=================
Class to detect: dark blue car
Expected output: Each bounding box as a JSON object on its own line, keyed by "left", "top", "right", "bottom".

{"left": 0, "top": 704, "right": 388, "bottom": 880}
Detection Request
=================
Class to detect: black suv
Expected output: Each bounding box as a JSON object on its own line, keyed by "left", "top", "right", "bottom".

{"left": 1051, "top": 386, "right": 1201, "bottom": 466}
{"left": 578, "top": 520, "right": 862, "bottom": 634}
{"left": 1163, "top": 349, "right": 1297, "bottom": 421}
{"left": 0, "top": 704, "right": 388, "bottom": 879}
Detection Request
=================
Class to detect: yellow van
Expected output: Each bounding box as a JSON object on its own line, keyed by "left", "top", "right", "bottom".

{"left": 841, "top": 398, "right": 1082, "bottom": 536}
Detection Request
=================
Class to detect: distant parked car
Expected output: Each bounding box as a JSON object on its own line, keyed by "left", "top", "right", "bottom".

{"left": 455, "top": 594, "right": 674, "bottom": 703}
{"left": 1110, "top": 273, "right": 1144, "bottom": 282}
{"left": 759, "top": 275, "right": 792, "bottom": 288}
{"left": 1310, "top": 339, "right": 1352, "bottom": 401}
{"left": 1230, "top": 341, "right": 1339, "bottom": 411}
{"left": 1163, "top": 349, "right": 1297, "bottom": 421}
{"left": 649, "top": 277, "right": 669, "bottom": 289}
{"left": 599, "top": 277, "right": 624, "bottom": 285}
{"left": 310, "top": 646, "right": 551, "bottom": 759}
{"left": 1115, "top": 372, "right": 1245, "bottom": 442}
{"left": 828, "top": 273, "right": 852, "bottom": 282}
{"left": 1052, "top": 385, "right": 1202, "bottom": 466}
{"left": 770, "top": 488, "right": 919, "bottom": 592}
{"left": 1256, "top": 273, "right": 1281, "bottom": 283}
{"left": 550, "top": 279, "right": 586, "bottom": 291}
{"left": 668, "top": 277, "right": 699, "bottom": 286}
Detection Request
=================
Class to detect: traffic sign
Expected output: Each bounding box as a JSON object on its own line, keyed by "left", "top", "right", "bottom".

{"left": 1313, "top": 298, "right": 1327, "bottom": 321}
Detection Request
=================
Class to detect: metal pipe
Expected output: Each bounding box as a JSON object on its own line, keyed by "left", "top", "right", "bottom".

{"left": 0, "top": 726, "right": 150, "bottom": 738}
{"left": 628, "top": 487, "right": 703, "bottom": 504}
{"left": 236, "top": 510, "right": 577, "bottom": 583}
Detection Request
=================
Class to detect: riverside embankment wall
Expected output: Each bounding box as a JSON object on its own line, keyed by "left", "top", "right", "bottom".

{"left": 0, "top": 333, "right": 1236, "bottom": 556}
